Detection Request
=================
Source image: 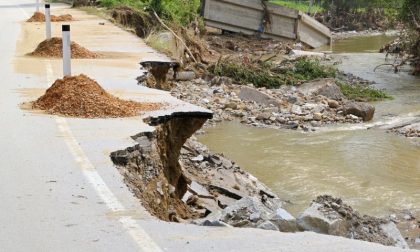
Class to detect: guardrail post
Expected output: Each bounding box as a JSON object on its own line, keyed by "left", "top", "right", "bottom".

{"left": 62, "top": 25, "right": 71, "bottom": 77}
{"left": 45, "top": 4, "right": 51, "bottom": 39}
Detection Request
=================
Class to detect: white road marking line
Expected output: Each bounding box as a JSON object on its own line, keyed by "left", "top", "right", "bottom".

{"left": 17, "top": 3, "right": 162, "bottom": 251}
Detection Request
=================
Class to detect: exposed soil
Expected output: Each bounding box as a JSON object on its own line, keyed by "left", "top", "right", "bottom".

{"left": 29, "top": 37, "right": 98, "bottom": 59}
{"left": 33, "top": 74, "right": 161, "bottom": 118}
{"left": 111, "top": 7, "right": 156, "bottom": 38}
{"left": 26, "top": 12, "right": 74, "bottom": 22}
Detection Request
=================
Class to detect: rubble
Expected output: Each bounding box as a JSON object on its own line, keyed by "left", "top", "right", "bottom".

{"left": 297, "top": 195, "right": 409, "bottom": 249}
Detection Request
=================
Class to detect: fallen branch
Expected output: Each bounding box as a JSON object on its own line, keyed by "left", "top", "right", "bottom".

{"left": 152, "top": 11, "right": 198, "bottom": 63}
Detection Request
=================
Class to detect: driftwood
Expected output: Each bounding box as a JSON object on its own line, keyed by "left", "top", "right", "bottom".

{"left": 374, "top": 56, "right": 408, "bottom": 73}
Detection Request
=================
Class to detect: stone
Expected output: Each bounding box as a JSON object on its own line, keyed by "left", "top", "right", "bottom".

{"left": 270, "top": 208, "right": 298, "bottom": 232}
{"left": 291, "top": 105, "right": 303, "bottom": 115}
{"left": 257, "top": 221, "right": 279, "bottom": 231}
{"left": 287, "top": 95, "right": 298, "bottom": 104}
{"left": 379, "top": 222, "right": 409, "bottom": 249}
{"left": 220, "top": 196, "right": 277, "bottom": 228}
{"left": 211, "top": 76, "right": 232, "bottom": 86}
{"left": 191, "top": 155, "right": 204, "bottom": 162}
{"left": 297, "top": 203, "right": 348, "bottom": 236}
{"left": 189, "top": 181, "right": 211, "bottom": 197}
{"left": 298, "top": 79, "right": 344, "bottom": 100}
{"left": 313, "top": 112, "right": 322, "bottom": 121}
{"left": 239, "top": 86, "right": 279, "bottom": 107}
{"left": 224, "top": 102, "right": 238, "bottom": 110}
{"left": 328, "top": 100, "right": 340, "bottom": 108}
{"left": 343, "top": 102, "right": 375, "bottom": 121}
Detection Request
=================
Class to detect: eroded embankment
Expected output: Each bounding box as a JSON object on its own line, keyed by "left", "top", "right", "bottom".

{"left": 110, "top": 111, "right": 288, "bottom": 223}
{"left": 109, "top": 109, "right": 413, "bottom": 249}
{"left": 111, "top": 112, "right": 211, "bottom": 221}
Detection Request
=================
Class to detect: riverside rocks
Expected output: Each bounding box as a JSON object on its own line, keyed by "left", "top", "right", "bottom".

{"left": 389, "top": 122, "right": 420, "bottom": 138}
{"left": 171, "top": 78, "right": 369, "bottom": 131}
{"left": 297, "top": 195, "right": 409, "bottom": 249}
{"left": 343, "top": 102, "right": 376, "bottom": 121}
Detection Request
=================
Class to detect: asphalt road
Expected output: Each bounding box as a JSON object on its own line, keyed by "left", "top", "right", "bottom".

{"left": 0, "top": 1, "right": 414, "bottom": 251}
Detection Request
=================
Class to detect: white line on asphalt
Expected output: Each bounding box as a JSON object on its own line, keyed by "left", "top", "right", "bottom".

{"left": 54, "top": 116, "right": 162, "bottom": 252}
{"left": 17, "top": 3, "right": 162, "bottom": 251}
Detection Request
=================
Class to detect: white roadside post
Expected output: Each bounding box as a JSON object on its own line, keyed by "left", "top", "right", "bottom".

{"left": 62, "top": 25, "right": 72, "bottom": 77}
{"left": 36, "top": 0, "right": 39, "bottom": 12}
{"left": 45, "top": 4, "right": 52, "bottom": 39}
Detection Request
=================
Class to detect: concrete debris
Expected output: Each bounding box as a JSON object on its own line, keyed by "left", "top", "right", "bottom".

{"left": 298, "top": 78, "right": 344, "bottom": 100}
{"left": 297, "top": 195, "right": 409, "bottom": 249}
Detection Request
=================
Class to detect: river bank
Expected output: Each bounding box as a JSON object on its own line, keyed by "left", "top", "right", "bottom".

{"left": 70, "top": 2, "right": 419, "bottom": 249}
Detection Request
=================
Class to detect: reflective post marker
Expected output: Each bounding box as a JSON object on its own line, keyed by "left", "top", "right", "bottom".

{"left": 36, "top": 0, "right": 39, "bottom": 12}
{"left": 45, "top": 4, "right": 51, "bottom": 39}
{"left": 62, "top": 25, "right": 71, "bottom": 77}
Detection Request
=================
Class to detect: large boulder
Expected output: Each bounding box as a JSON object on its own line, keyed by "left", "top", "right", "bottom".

{"left": 298, "top": 78, "right": 344, "bottom": 100}
{"left": 343, "top": 102, "right": 375, "bottom": 121}
{"left": 220, "top": 196, "right": 297, "bottom": 232}
{"left": 239, "top": 86, "right": 280, "bottom": 107}
{"left": 380, "top": 222, "right": 409, "bottom": 249}
{"left": 297, "top": 195, "right": 409, "bottom": 249}
{"left": 297, "top": 202, "right": 348, "bottom": 236}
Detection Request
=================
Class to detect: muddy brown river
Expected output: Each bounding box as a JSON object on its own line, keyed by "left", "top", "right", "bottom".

{"left": 198, "top": 35, "right": 420, "bottom": 217}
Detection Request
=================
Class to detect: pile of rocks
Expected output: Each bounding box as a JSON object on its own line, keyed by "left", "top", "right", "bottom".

{"left": 171, "top": 77, "right": 375, "bottom": 131}
{"left": 181, "top": 139, "right": 297, "bottom": 232}
{"left": 389, "top": 122, "right": 420, "bottom": 138}
{"left": 297, "top": 195, "right": 409, "bottom": 249}
{"left": 390, "top": 209, "right": 420, "bottom": 250}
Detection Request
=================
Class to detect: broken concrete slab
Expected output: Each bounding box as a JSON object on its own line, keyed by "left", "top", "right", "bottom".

{"left": 239, "top": 86, "right": 280, "bottom": 107}
{"left": 298, "top": 78, "right": 344, "bottom": 100}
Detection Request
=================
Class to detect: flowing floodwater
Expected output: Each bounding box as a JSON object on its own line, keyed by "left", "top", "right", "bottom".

{"left": 198, "top": 35, "right": 420, "bottom": 217}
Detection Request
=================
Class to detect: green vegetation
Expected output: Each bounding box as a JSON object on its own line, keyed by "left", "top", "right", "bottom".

{"left": 337, "top": 81, "right": 392, "bottom": 101}
{"left": 212, "top": 59, "right": 336, "bottom": 88}
{"left": 270, "top": 0, "right": 323, "bottom": 14}
{"left": 98, "top": 0, "right": 201, "bottom": 26}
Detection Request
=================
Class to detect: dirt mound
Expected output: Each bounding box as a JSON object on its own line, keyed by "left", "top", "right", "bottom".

{"left": 33, "top": 74, "right": 161, "bottom": 118}
{"left": 29, "top": 37, "right": 98, "bottom": 58}
{"left": 27, "top": 12, "right": 74, "bottom": 22}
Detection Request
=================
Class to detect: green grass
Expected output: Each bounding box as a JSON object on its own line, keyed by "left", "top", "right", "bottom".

{"left": 337, "top": 81, "right": 392, "bottom": 102}
{"left": 270, "top": 0, "right": 323, "bottom": 14}
{"left": 211, "top": 59, "right": 336, "bottom": 88}
{"left": 98, "top": 0, "right": 201, "bottom": 26}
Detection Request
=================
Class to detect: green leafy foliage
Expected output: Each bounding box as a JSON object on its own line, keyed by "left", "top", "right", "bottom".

{"left": 337, "top": 81, "right": 392, "bottom": 101}
{"left": 211, "top": 59, "right": 337, "bottom": 88}
{"left": 98, "top": 0, "right": 201, "bottom": 26}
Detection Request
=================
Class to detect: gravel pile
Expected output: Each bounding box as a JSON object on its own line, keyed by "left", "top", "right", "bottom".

{"left": 27, "top": 12, "right": 73, "bottom": 22}
{"left": 29, "top": 37, "right": 98, "bottom": 58}
{"left": 33, "top": 74, "right": 161, "bottom": 118}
